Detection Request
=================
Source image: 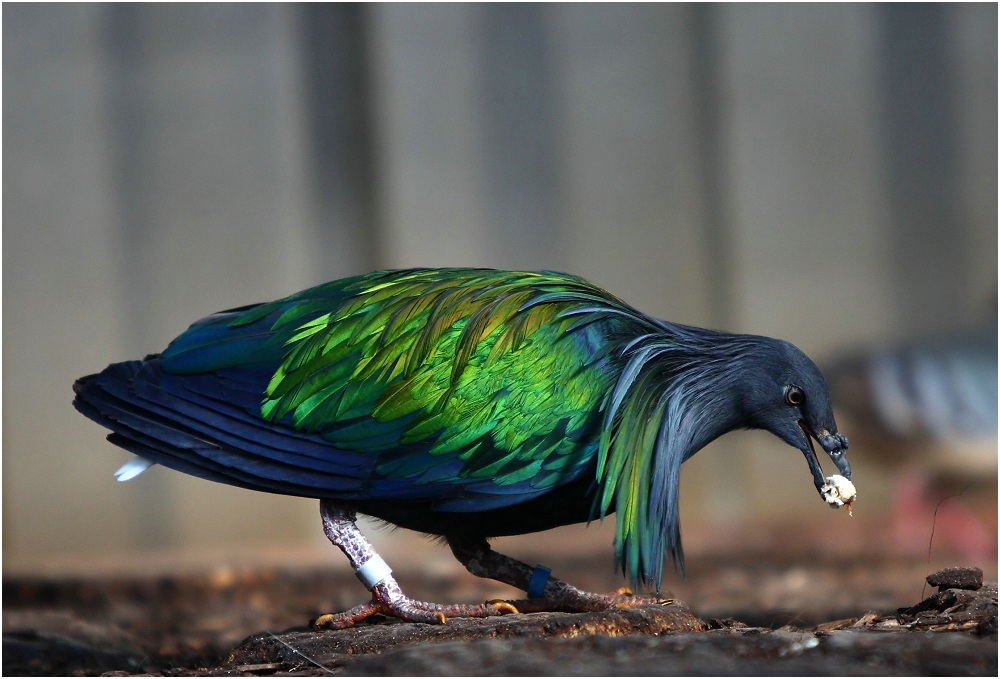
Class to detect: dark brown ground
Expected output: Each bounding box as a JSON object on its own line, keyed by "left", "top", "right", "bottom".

{"left": 3, "top": 543, "right": 996, "bottom": 676}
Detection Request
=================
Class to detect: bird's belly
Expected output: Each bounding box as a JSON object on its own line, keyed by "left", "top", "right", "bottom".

{"left": 353, "top": 470, "right": 600, "bottom": 540}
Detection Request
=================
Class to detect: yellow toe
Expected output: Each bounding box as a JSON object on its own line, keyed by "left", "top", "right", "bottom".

{"left": 314, "top": 614, "right": 334, "bottom": 627}
{"left": 435, "top": 612, "right": 447, "bottom": 624}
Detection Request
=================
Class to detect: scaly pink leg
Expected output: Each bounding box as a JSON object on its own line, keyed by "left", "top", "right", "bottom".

{"left": 313, "top": 501, "right": 518, "bottom": 628}
{"left": 449, "top": 537, "right": 671, "bottom": 613}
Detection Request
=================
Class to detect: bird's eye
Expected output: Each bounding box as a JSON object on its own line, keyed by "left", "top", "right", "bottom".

{"left": 785, "top": 385, "right": 805, "bottom": 406}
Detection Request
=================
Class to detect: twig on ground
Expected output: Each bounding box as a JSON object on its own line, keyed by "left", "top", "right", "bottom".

{"left": 266, "top": 631, "right": 336, "bottom": 675}
{"left": 922, "top": 484, "right": 972, "bottom": 600}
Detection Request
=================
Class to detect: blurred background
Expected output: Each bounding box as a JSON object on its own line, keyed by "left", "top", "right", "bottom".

{"left": 4, "top": 3, "right": 996, "bottom": 586}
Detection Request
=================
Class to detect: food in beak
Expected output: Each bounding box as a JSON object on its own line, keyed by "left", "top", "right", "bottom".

{"left": 821, "top": 474, "right": 857, "bottom": 515}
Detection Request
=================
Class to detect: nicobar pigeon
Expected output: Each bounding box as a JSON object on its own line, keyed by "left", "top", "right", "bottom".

{"left": 74, "top": 268, "right": 853, "bottom": 626}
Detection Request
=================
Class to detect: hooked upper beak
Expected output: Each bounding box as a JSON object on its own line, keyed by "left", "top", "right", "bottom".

{"left": 797, "top": 421, "right": 851, "bottom": 491}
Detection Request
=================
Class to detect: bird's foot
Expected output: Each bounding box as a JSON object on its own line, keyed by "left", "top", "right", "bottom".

{"left": 316, "top": 503, "right": 522, "bottom": 629}
{"left": 448, "top": 537, "right": 673, "bottom": 616}
{"left": 504, "top": 581, "right": 673, "bottom": 614}
{"left": 313, "top": 581, "right": 519, "bottom": 629}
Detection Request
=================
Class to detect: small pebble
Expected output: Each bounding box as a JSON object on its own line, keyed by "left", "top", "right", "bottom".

{"left": 925, "top": 567, "right": 983, "bottom": 591}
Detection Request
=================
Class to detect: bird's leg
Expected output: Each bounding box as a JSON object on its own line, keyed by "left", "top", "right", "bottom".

{"left": 449, "top": 537, "right": 671, "bottom": 613}
{"left": 313, "top": 500, "right": 518, "bottom": 628}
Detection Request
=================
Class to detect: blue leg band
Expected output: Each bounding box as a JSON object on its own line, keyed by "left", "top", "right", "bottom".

{"left": 527, "top": 565, "right": 551, "bottom": 599}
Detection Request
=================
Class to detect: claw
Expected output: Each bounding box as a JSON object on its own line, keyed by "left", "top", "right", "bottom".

{"left": 487, "top": 600, "right": 520, "bottom": 615}
{"left": 614, "top": 587, "right": 633, "bottom": 596}
{"left": 435, "top": 612, "right": 446, "bottom": 624}
{"left": 313, "top": 613, "right": 334, "bottom": 627}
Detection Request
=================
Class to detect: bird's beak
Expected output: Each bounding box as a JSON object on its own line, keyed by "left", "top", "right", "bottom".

{"left": 797, "top": 421, "right": 851, "bottom": 492}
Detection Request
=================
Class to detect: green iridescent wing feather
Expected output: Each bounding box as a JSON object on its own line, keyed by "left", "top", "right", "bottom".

{"left": 165, "top": 270, "right": 625, "bottom": 495}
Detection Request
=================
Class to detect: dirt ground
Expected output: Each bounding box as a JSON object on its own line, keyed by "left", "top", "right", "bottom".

{"left": 3, "top": 534, "right": 996, "bottom": 676}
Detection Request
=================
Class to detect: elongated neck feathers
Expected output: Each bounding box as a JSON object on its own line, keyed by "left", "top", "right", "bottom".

{"left": 595, "top": 325, "right": 760, "bottom": 588}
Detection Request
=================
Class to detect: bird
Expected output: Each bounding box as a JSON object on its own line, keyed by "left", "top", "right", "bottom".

{"left": 74, "top": 268, "right": 852, "bottom": 627}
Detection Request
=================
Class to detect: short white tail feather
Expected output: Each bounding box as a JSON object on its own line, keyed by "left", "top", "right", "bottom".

{"left": 115, "top": 457, "right": 154, "bottom": 481}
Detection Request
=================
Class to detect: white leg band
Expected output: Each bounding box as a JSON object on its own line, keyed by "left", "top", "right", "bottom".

{"left": 355, "top": 554, "right": 392, "bottom": 590}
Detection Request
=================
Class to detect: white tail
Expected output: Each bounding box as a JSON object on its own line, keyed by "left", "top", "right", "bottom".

{"left": 114, "top": 457, "right": 154, "bottom": 482}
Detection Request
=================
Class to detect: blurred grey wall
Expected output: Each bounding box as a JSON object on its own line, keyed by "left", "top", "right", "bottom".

{"left": 4, "top": 3, "right": 996, "bottom": 562}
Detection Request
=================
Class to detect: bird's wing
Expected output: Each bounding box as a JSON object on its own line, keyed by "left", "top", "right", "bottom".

{"left": 153, "top": 269, "right": 643, "bottom": 509}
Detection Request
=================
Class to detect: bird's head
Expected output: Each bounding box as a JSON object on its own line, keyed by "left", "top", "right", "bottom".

{"left": 736, "top": 339, "right": 851, "bottom": 494}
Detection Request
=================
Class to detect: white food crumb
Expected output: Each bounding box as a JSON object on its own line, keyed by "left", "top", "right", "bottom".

{"left": 821, "top": 475, "right": 857, "bottom": 515}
